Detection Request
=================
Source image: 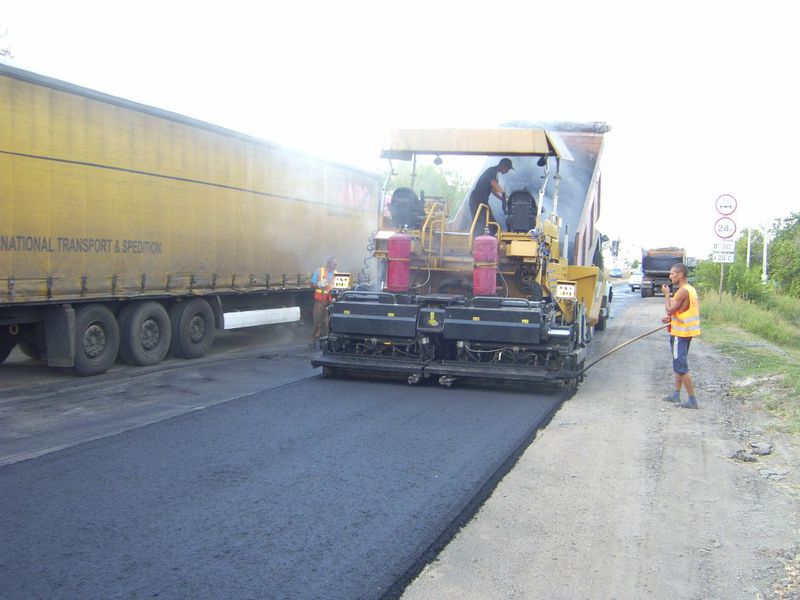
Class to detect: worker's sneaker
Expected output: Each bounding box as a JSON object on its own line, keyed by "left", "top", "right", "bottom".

{"left": 663, "top": 391, "right": 681, "bottom": 403}
{"left": 675, "top": 397, "right": 698, "bottom": 409}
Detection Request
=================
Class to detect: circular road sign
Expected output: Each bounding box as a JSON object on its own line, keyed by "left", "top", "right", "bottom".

{"left": 715, "top": 194, "right": 737, "bottom": 215}
{"left": 714, "top": 216, "right": 737, "bottom": 239}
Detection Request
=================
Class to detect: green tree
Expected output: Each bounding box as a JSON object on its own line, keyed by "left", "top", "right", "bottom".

{"left": 693, "top": 258, "right": 721, "bottom": 294}
{"left": 384, "top": 163, "right": 471, "bottom": 216}
{"left": 769, "top": 212, "right": 800, "bottom": 297}
{"left": 694, "top": 257, "right": 764, "bottom": 301}
{"left": 694, "top": 229, "right": 767, "bottom": 300}
{"left": 694, "top": 215, "right": 800, "bottom": 303}
{"left": 736, "top": 228, "right": 765, "bottom": 271}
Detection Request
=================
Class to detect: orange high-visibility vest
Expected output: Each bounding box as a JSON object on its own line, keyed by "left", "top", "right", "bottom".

{"left": 670, "top": 283, "right": 701, "bottom": 337}
{"left": 314, "top": 267, "right": 332, "bottom": 302}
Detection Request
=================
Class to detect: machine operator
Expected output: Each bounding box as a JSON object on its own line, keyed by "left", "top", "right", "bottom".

{"left": 468, "top": 157, "right": 514, "bottom": 235}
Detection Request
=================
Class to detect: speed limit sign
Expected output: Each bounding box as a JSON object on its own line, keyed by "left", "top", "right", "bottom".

{"left": 714, "top": 216, "right": 737, "bottom": 239}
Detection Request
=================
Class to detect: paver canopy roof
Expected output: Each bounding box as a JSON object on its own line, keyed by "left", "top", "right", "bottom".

{"left": 380, "top": 128, "right": 573, "bottom": 161}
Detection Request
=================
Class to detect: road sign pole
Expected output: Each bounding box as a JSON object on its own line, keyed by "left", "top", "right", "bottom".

{"left": 713, "top": 194, "right": 738, "bottom": 266}
{"left": 719, "top": 263, "right": 725, "bottom": 295}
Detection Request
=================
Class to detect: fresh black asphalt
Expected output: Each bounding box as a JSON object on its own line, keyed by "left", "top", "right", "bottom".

{"left": 1, "top": 375, "right": 565, "bottom": 600}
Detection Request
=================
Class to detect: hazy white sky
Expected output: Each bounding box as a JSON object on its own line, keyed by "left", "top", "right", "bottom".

{"left": 3, "top": 1, "right": 797, "bottom": 258}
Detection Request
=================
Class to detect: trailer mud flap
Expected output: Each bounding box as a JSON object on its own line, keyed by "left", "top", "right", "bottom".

{"left": 44, "top": 305, "right": 76, "bottom": 367}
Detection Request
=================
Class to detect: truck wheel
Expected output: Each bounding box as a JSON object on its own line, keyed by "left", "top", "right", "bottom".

{"left": 119, "top": 301, "right": 171, "bottom": 366}
{"left": 595, "top": 296, "right": 608, "bottom": 331}
{"left": 0, "top": 332, "right": 16, "bottom": 364}
{"left": 169, "top": 298, "right": 215, "bottom": 359}
{"left": 73, "top": 304, "right": 120, "bottom": 376}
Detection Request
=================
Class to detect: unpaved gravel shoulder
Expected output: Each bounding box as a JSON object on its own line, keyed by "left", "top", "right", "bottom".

{"left": 402, "top": 298, "right": 800, "bottom": 600}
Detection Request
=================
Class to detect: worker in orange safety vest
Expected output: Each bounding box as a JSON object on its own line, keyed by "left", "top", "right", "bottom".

{"left": 661, "top": 262, "right": 701, "bottom": 409}
{"left": 311, "top": 256, "right": 337, "bottom": 348}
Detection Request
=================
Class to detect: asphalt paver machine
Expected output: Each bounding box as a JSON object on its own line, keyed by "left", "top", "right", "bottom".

{"left": 312, "top": 125, "right": 610, "bottom": 388}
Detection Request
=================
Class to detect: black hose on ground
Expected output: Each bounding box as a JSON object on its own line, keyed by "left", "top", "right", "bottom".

{"left": 563, "top": 324, "right": 669, "bottom": 379}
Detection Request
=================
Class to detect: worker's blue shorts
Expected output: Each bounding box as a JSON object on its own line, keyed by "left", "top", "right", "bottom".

{"left": 670, "top": 336, "right": 692, "bottom": 375}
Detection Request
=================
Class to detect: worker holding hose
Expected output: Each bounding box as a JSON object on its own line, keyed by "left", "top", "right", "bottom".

{"left": 661, "top": 263, "right": 701, "bottom": 409}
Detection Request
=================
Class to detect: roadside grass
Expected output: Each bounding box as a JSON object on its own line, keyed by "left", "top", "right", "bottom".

{"left": 767, "top": 293, "right": 800, "bottom": 328}
{"left": 701, "top": 292, "right": 800, "bottom": 434}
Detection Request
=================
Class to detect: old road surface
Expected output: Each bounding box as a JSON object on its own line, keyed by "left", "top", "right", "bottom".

{"left": 0, "top": 323, "right": 572, "bottom": 599}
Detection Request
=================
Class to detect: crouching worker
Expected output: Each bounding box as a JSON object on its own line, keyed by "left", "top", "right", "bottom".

{"left": 311, "top": 256, "right": 337, "bottom": 349}
{"left": 661, "top": 263, "right": 701, "bottom": 409}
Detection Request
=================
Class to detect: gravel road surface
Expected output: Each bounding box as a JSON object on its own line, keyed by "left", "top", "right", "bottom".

{"left": 402, "top": 289, "right": 800, "bottom": 599}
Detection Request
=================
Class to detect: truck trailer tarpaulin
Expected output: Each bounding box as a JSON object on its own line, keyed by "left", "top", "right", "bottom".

{"left": 0, "top": 63, "right": 380, "bottom": 374}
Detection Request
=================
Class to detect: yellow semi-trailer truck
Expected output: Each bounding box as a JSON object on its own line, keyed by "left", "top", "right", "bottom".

{"left": 0, "top": 64, "right": 379, "bottom": 375}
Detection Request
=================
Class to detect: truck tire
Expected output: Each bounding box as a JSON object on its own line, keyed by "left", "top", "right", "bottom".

{"left": 641, "top": 287, "right": 653, "bottom": 298}
{"left": 119, "top": 301, "right": 171, "bottom": 366}
{"left": 595, "top": 296, "right": 608, "bottom": 331}
{"left": 169, "top": 298, "right": 215, "bottom": 359}
{"left": 73, "top": 304, "right": 120, "bottom": 376}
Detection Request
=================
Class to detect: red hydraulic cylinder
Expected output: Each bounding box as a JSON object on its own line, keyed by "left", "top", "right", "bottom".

{"left": 386, "top": 230, "right": 412, "bottom": 292}
{"left": 473, "top": 230, "right": 498, "bottom": 296}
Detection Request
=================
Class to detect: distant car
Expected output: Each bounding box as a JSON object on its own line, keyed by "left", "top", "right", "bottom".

{"left": 608, "top": 268, "right": 624, "bottom": 278}
{"left": 628, "top": 271, "right": 643, "bottom": 291}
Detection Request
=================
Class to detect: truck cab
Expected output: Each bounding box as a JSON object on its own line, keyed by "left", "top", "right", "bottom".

{"left": 640, "top": 247, "right": 686, "bottom": 297}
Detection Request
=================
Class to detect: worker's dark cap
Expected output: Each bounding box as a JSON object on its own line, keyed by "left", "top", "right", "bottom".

{"left": 498, "top": 158, "right": 514, "bottom": 170}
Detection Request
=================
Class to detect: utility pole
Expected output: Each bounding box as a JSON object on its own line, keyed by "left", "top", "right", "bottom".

{"left": 746, "top": 228, "right": 751, "bottom": 268}
{"left": 761, "top": 224, "right": 769, "bottom": 283}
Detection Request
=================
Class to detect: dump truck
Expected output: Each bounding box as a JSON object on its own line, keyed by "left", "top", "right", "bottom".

{"left": 0, "top": 64, "right": 380, "bottom": 375}
{"left": 312, "top": 123, "right": 611, "bottom": 388}
{"left": 640, "top": 247, "right": 686, "bottom": 297}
